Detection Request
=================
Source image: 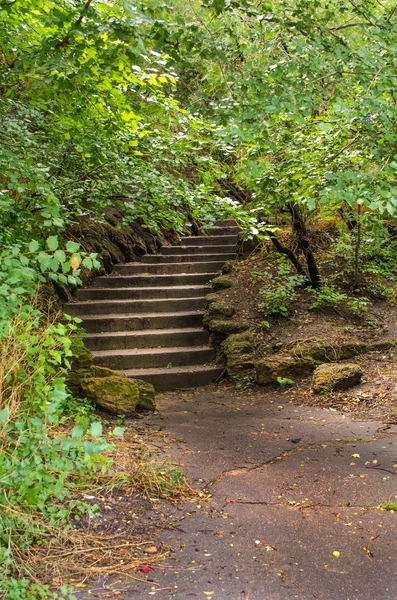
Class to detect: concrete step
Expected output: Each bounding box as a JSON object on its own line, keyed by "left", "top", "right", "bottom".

{"left": 93, "top": 345, "right": 216, "bottom": 370}
{"left": 180, "top": 235, "right": 238, "bottom": 246}
{"left": 85, "top": 327, "right": 209, "bottom": 351}
{"left": 215, "top": 219, "right": 237, "bottom": 226}
{"left": 161, "top": 245, "right": 237, "bottom": 255}
{"left": 92, "top": 273, "right": 218, "bottom": 288}
{"left": 79, "top": 311, "right": 205, "bottom": 333}
{"left": 113, "top": 261, "right": 225, "bottom": 275}
{"left": 75, "top": 285, "right": 209, "bottom": 301}
{"left": 142, "top": 253, "right": 236, "bottom": 264}
{"left": 123, "top": 365, "right": 223, "bottom": 391}
{"left": 204, "top": 226, "right": 240, "bottom": 235}
{"left": 67, "top": 297, "right": 205, "bottom": 316}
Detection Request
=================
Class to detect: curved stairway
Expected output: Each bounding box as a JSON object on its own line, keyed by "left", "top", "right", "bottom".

{"left": 67, "top": 221, "right": 239, "bottom": 391}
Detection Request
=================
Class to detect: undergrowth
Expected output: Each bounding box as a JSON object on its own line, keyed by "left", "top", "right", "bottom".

{"left": 0, "top": 307, "right": 192, "bottom": 599}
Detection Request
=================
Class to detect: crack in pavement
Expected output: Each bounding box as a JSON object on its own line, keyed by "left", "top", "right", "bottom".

{"left": 205, "top": 436, "right": 376, "bottom": 488}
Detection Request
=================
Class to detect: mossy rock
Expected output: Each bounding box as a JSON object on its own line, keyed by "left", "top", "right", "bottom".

{"left": 221, "top": 260, "right": 234, "bottom": 274}
{"left": 203, "top": 301, "right": 235, "bottom": 327}
{"left": 312, "top": 363, "right": 363, "bottom": 393}
{"left": 222, "top": 331, "right": 256, "bottom": 357}
{"left": 134, "top": 379, "right": 156, "bottom": 410}
{"left": 68, "top": 347, "right": 156, "bottom": 414}
{"left": 282, "top": 337, "right": 367, "bottom": 363}
{"left": 80, "top": 373, "right": 156, "bottom": 415}
{"left": 368, "top": 340, "right": 396, "bottom": 352}
{"left": 222, "top": 332, "right": 256, "bottom": 376}
{"left": 208, "top": 319, "right": 250, "bottom": 335}
{"left": 205, "top": 293, "right": 220, "bottom": 304}
{"left": 256, "top": 354, "right": 314, "bottom": 385}
{"left": 211, "top": 275, "right": 233, "bottom": 291}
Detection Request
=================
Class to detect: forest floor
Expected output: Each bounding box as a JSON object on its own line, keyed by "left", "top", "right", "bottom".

{"left": 75, "top": 379, "right": 397, "bottom": 600}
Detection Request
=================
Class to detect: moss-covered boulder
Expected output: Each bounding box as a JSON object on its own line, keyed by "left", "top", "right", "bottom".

{"left": 256, "top": 354, "right": 314, "bottom": 385}
{"left": 68, "top": 346, "right": 156, "bottom": 414}
{"left": 312, "top": 363, "right": 362, "bottom": 393}
{"left": 208, "top": 319, "right": 250, "bottom": 335}
{"left": 211, "top": 275, "right": 233, "bottom": 291}
{"left": 203, "top": 301, "right": 235, "bottom": 328}
{"left": 222, "top": 332, "right": 256, "bottom": 376}
{"left": 80, "top": 370, "right": 156, "bottom": 414}
{"left": 282, "top": 337, "right": 367, "bottom": 363}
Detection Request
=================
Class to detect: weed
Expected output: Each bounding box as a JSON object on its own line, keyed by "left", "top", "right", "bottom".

{"left": 259, "top": 259, "right": 306, "bottom": 317}
{"left": 309, "top": 284, "right": 370, "bottom": 315}
{"left": 380, "top": 502, "right": 397, "bottom": 511}
{"left": 277, "top": 376, "right": 295, "bottom": 386}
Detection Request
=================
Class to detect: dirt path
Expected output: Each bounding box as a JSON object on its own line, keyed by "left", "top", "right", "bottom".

{"left": 80, "top": 386, "right": 397, "bottom": 600}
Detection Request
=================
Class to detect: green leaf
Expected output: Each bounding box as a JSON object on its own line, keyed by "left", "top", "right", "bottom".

{"left": 111, "top": 426, "right": 125, "bottom": 437}
{"left": 90, "top": 422, "right": 103, "bottom": 437}
{"left": 46, "top": 236, "right": 59, "bottom": 251}
{"left": 66, "top": 241, "right": 80, "bottom": 253}
{"left": 29, "top": 240, "right": 40, "bottom": 253}
{"left": 0, "top": 406, "right": 9, "bottom": 424}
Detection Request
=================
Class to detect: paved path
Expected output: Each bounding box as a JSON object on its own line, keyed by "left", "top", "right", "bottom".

{"left": 87, "top": 387, "right": 397, "bottom": 600}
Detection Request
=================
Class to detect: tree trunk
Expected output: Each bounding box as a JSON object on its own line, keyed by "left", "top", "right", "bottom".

{"left": 265, "top": 229, "right": 308, "bottom": 281}
{"left": 287, "top": 202, "right": 321, "bottom": 289}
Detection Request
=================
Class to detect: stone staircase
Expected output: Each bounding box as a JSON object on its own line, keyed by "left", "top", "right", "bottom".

{"left": 67, "top": 221, "right": 239, "bottom": 391}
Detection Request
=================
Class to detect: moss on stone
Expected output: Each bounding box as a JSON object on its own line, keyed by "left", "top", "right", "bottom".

{"left": 210, "top": 275, "right": 233, "bottom": 291}
{"left": 312, "top": 363, "right": 362, "bottom": 393}
{"left": 222, "top": 332, "right": 256, "bottom": 376}
{"left": 221, "top": 260, "right": 234, "bottom": 274}
{"left": 222, "top": 332, "right": 255, "bottom": 356}
{"left": 282, "top": 337, "right": 367, "bottom": 363}
{"left": 133, "top": 379, "right": 156, "bottom": 410}
{"left": 68, "top": 347, "right": 156, "bottom": 414}
{"left": 208, "top": 319, "right": 250, "bottom": 335}
{"left": 205, "top": 293, "right": 220, "bottom": 304}
{"left": 256, "top": 354, "right": 314, "bottom": 385}
{"left": 80, "top": 375, "right": 141, "bottom": 415}
{"left": 203, "top": 301, "right": 235, "bottom": 327}
{"left": 368, "top": 340, "right": 396, "bottom": 352}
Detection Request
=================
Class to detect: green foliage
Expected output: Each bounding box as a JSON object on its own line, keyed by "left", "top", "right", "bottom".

{"left": 333, "top": 223, "right": 397, "bottom": 283}
{"left": 259, "top": 259, "right": 307, "bottom": 317}
{"left": 380, "top": 502, "right": 397, "bottom": 512}
{"left": 276, "top": 376, "right": 295, "bottom": 387}
{"left": 310, "top": 285, "right": 370, "bottom": 315}
{"left": 0, "top": 309, "right": 111, "bottom": 598}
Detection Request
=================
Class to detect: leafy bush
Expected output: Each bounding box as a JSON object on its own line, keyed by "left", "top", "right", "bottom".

{"left": 0, "top": 308, "right": 111, "bottom": 598}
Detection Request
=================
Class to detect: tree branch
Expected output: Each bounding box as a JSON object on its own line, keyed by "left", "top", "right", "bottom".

{"left": 265, "top": 228, "right": 308, "bottom": 280}
{"left": 55, "top": 0, "right": 93, "bottom": 49}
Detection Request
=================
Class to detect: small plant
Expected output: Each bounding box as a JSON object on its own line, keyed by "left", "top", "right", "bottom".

{"left": 259, "top": 260, "right": 306, "bottom": 317}
{"left": 310, "top": 284, "right": 370, "bottom": 315}
{"left": 380, "top": 502, "right": 397, "bottom": 512}
{"left": 259, "top": 320, "right": 270, "bottom": 329}
{"left": 277, "top": 376, "right": 295, "bottom": 386}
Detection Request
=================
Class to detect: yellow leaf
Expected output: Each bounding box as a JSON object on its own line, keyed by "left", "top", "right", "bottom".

{"left": 332, "top": 551, "right": 340, "bottom": 557}
{"left": 351, "top": 454, "right": 360, "bottom": 458}
{"left": 70, "top": 257, "right": 80, "bottom": 271}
